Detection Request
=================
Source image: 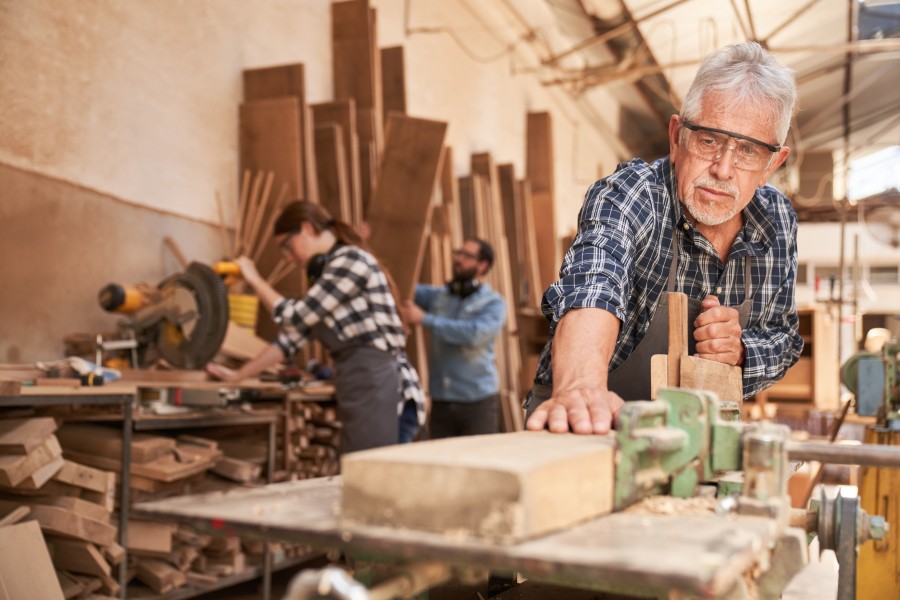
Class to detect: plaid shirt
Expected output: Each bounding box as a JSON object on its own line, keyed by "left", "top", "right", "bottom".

{"left": 533, "top": 156, "right": 803, "bottom": 400}
{"left": 272, "top": 245, "right": 425, "bottom": 424}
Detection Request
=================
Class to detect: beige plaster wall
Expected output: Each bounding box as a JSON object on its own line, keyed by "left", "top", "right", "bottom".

{"left": 0, "top": 0, "right": 627, "bottom": 362}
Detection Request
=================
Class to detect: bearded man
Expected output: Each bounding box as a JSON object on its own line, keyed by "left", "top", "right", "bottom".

{"left": 400, "top": 238, "right": 507, "bottom": 439}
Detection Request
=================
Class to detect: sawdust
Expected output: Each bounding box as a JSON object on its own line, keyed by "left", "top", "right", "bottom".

{"left": 621, "top": 495, "right": 718, "bottom": 515}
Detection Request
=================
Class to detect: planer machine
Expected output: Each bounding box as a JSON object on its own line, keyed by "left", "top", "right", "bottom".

{"left": 134, "top": 387, "right": 900, "bottom": 600}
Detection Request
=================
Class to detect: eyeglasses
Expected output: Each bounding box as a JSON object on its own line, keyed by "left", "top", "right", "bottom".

{"left": 681, "top": 119, "right": 780, "bottom": 171}
{"left": 452, "top": 249, "right": 480, "bottom": 261}
{"left": 279, "top": 230, "right": 300, "bottom": 253}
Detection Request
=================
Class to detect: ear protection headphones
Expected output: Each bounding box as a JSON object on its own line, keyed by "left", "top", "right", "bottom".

{"left": 306, "top": 242, "right": 345, "bottom": 284}
{"left": 446, "top": 278, "right": 480, "bottom": 299}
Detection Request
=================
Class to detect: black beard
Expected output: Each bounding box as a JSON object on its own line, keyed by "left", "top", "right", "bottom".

{"left": 452, "top": 264, "right": 478, "bottom": 281}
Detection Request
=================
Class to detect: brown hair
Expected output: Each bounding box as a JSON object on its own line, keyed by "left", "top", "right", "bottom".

{"left": 274, "top": 201, "right": 408, "bottom": 323}
{"left": 274, "top": 200, "right": 364, "bottom": 248}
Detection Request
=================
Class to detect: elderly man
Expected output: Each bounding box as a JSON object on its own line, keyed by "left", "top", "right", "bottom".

{"left": 526, "top": 41, "right": 803, "bottom": 435}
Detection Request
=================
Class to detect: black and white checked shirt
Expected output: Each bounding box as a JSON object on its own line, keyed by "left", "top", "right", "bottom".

{"left": 272, "top": 245, "right": 425, "bottom": 424}
{"left": 533, "top": 156, "right": 803, "bottom": 399}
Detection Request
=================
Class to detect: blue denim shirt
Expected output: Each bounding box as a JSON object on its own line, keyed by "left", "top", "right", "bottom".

{"left": 415, "top": 283, "right": 507, "bottom": 402}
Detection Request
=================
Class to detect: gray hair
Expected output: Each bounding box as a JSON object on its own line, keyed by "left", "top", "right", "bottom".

{"left": 680, "top": 42, "right": 797, "bottom": 144}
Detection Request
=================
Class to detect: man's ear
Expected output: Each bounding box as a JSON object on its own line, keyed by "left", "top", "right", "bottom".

{"left": 477, "top": 261, "right": 490, "bottom": 277}
{"left": 760, "top": 147, "right": 791, "bottom": 187}
{"left": 668, "top": 115, "right": 682, "bottom": 160}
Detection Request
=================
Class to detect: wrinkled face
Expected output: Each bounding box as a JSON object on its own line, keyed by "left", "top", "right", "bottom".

{"left": 451, "top": 240, "right": 485, "bottom": 280}
{"left": 669, "top": 92, "right": 790, "bottom": 227}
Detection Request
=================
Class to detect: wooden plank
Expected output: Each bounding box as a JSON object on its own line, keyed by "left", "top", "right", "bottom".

{"left": 0, "top": 501, "right": 116, "bottom": 546}
{"left": 64, "top": 443, "right": 221, "bottom": 483}
{"left": 212, "top": 456, "right": 261, "bottom": 483}
{"left": 439, "top": 146, "right": 463, "bottom": 249}
{"left": 680, "top": 355, "right": 743, "bottom": 404}
{"left": 650, "top": 354, "right": 667, "bottom": 400}
{"left": 51, "top": 460, "right": 115, "bottom": 495}
{"left": 0, "top": 417, "right": 57, "bottom": 455}
{"left": 56, "top": 423, "right": 173, "bottom": 464}
{"left": 526, "top": 112, "right": 559, "bottom": 292}
{"left": 134, "top": 558, "right": 186, "bottom": 594}
{"left": 0, "top": 435, "right": 62, "bottom": 488}
{"left": 0, "top": 521, "right": 65, "bottom": 600}
{"left": 518, "top": 179, "right": 544, "bottom": 307}
{"left": 356, "top": 108, "right": 380, "bottom": 213}
{"left": 381, "top": 45, "right": 406, "bottom": 120}
{"left": 667, "top": 292, "right": 689, "bottom": 388}
{"left": 313, "top": 123, "right": 352, "bottom": 223}
{"left": 498, "top": 164, "right": 527, "bottom": 308}
{"left": 342, "top": 431, "right": 615, "bottom": 543}
{"left": 47, "top": 538, "right": 111, "bottom": 577}
{"left": 365, "top": 114, "right": 447, "bottom": 300}
{"left": 332, "top": 0, "right": 383, "bottom": 148}
{"left": 242, "top": 63, "right": 318, "bottom": 204}
{"left": 312, "top": 100, "right": 362, "bottom": 224}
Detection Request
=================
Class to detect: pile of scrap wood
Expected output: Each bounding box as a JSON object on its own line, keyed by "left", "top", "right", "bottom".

{"left": 0, "top": 417, "right": 122, "bottom": 598}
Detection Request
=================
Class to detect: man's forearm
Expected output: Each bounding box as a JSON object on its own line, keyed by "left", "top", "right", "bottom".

{"left": 551, "top": 308, "right": 619, "bottom": 392}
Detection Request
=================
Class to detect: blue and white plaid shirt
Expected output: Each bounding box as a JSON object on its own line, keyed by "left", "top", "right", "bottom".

{"left": 272, "top": 245, "right": 425, "bottom": 424}
{"left": 533, "top": 156, "right": 803, "bottom": 400}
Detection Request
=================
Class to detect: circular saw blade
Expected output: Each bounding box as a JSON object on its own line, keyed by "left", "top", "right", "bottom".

{"left": 156, "top": 262, "right": 230, "bottom": 369}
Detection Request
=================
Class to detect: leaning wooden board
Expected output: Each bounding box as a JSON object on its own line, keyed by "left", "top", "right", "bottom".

{"left": 133, "top": 476, "right": 785, "bottom": 599}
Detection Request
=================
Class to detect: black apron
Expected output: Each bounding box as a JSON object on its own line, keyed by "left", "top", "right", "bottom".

{"left": 311, "top": 323, "right": 400, "bottom": 454}
{"left": 529, "top": 235, "right": 752, "bottom": 407}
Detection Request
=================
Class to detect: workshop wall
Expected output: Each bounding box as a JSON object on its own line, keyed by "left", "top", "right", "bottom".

{"left": 0, "top": 0, "right": 629, "bottom": 362}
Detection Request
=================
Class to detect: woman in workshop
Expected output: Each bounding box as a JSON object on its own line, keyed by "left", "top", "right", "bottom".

{"left": 206, "top": 200, "right": 425, "bottom": 454}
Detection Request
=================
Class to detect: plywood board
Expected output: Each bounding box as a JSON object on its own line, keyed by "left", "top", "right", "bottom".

{"left": 242, "top": 63, "right": 318, "bottom": 204}
{"left": 341, "top": 431, "right": 615, "bottom": 543}
{"left": 365, "top": 114, "right": 447, "bottom": 300}
{"left": 381, "top": 45, "right": 406, "bottom": 119}
{"left": 313, "top": 123, "right": 351, "bottom": 223}
{"left": 312, "top": 100, "right": 362, "bottom": 224}
{"left": 0, "top": 521, "right": 65, "bottom": 600}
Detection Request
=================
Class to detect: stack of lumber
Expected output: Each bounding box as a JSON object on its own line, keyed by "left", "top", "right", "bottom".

{"left": 0, "top": 417, "right": 123, "bottom": 598}
{"left": 55, "top": 423, "right": 222, "bottom": 502}
{"left": 290, "top": 402, "right": 341, "bottom": 478}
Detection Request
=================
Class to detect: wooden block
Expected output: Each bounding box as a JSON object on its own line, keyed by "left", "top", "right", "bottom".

{"left": 0, "top": 434, "right": 63, "bottom": 487}
{"left": 680, "top": 355, "right": 743, "bottom": 404}
{"left": 5, "top": 456, "right": 65, "bottom": 491}
{"left": 0, "top": 417, "right": 57, "bottom": 454}
{"left": 186, "top": 572, "right": 218, "bottom": 587}
{"left": 650, "top": 354, "right": 667, "bottom": 400}
{"left": 667, "top": 291, "right": 689, "bottom": 387}
{"left": 57, "top": 423, "right": 174, "bottom": 464}
{"left": 63, "top": 573, "right": 102, "bottom": 598}
{"left": 127, "top": 520, "right": 175, "bottom": 555}
{"left": 101, "top": 541, "right": 125, "bottom": 566}
{"left": 34, "top": 377, "right": 81, "bottom": 388}
{"left": 135, "top": 558, "right": 187, "bottom": 594}
{"left": 47, "top": 537, "right": 111, "bottom": 577}
{"left": 52, "top": 461, "right": 115, "bottom": 495}
{"left": 0, "top": 521, "right": 65, "bottom": 599}
{"left": 56, "top": 569, "right": 87, "bottom": 599}
{"left": 0, "top": 500, "right": 116, "bottom": 546}
{"left": 37, "top": 496, "right": 110, "bottom": 522}
{"left": 0, "top": 505, "right": 30, "bottom": 527}
{"left": 220, "top": 321, "right": 271, "bottom": 363}
{"left": 212, "top": 456, "right": 261, "bottom": 483}
{"left": 341, "top": 431, "right": 616, "bottom": 543}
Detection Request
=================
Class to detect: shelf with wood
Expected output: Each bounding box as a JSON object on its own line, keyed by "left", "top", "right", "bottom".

{"left": 750, "top": 303, "right": 841, "bottom": 420}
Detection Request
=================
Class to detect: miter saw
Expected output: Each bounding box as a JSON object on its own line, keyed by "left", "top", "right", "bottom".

{"left": 97, "top": 262, "right": 229, "bottom": 369}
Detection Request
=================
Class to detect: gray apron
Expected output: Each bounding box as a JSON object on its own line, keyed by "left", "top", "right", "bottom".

{"left": 529, "top": 235, "right": 752, "bottom": 407}
{"left": 311, "top": 323, "right": 400, "bottom": 454}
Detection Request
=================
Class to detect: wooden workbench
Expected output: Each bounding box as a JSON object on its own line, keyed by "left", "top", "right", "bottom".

{"left": 134, "top": 477, "right": 788, "bottom": 599}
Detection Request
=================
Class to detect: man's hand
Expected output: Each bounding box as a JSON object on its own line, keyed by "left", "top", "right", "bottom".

{"left": 525, "top": 387, "right": 624, "bottom": 434}
{"left": 399, "top": 300, "right": 425, "bottom": 325}
{"left": 694, "top": 295, "right": 744, "bottom": 365}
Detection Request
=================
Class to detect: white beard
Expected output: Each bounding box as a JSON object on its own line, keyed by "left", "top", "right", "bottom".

{"left": 682, "top": 178, "right": 740, "bottom": 226}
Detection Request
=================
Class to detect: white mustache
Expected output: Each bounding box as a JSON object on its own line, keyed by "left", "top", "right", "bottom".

{"left": 693, "top": 178, "right": 738, "bottom": 199}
